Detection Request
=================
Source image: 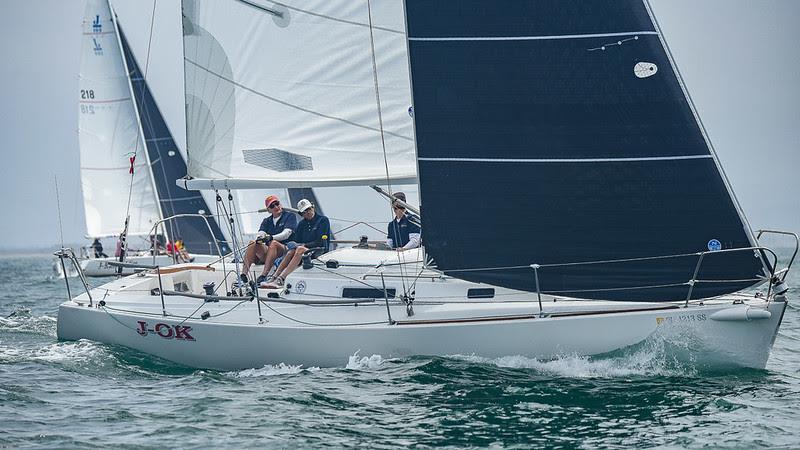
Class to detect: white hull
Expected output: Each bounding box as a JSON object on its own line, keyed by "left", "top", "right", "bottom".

{"left": 56, "top": 248, "right": 788, "bottom": 370}
{"left": 57, "top": 297, "right": 786, "bottom": 371}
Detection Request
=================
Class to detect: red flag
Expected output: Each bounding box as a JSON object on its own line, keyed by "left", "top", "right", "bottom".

{"left": 129, "top": 155, "right": 136, "bottom": 174}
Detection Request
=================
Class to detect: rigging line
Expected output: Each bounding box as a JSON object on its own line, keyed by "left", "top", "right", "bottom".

{"left": 120, "top": 0, "right": 159, "bottom": 261}
{"left": 176, "top": 299, "right": 250, "bottom": 324}
{"left": 229, "top": 188, "right": 246, "bottom": 241}
{"left": 366, "top": 0, "right": 408, "bottom": 293}
{"left": 311, "top": 262, "right": 389, "bottom": 292}
{"left": 217, "top": 191, "right": 243, "bottom": 279}
{"left": 177, "top": 301, "right": 207, "bottom": 325}
{"left": 332, "top": 221, "right": 385, "bottom": 236}
{"left": 54, "top": 175, "right": 65, "bottom": 248}
{"left": 260, "top": 301, "right": 387, "bottom": 327}
{"left": 444, "top": 250, "right": 711, "bottom": 273}
{"left": 183, "top": 58, "right": 413, "bottom": 142}
{"left": 227, "top": 189, "right": 245, "bottom": 264}
{"left": 100, "top": 306, "right": 141, "bottom": 332}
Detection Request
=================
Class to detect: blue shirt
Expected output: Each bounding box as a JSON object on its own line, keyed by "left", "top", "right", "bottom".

{"left": 258, "top": 211, "right": 298, "bottom": 241}
{"left": 387, "top": 214, "right": 421, "bottom": 249}
{"left": 294, "top": 214, "right": 331, "bottom": 253}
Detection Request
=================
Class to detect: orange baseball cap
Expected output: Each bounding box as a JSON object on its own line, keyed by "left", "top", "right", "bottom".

{"left": 264, "top": 195, "right": 280, "bottom": 208}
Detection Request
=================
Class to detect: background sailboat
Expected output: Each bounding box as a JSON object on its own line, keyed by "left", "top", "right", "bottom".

{"left": 60, "top": 0, "right": 232, "bottom": 277}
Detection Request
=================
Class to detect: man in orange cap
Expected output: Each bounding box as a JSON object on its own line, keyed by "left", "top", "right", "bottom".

{"left": 240, "top": 194, "right": 298, "bottom": 286}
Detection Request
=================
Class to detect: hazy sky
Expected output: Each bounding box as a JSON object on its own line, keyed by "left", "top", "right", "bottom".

{"left": 0, "top": 0, "right": 798, "bottom": 249}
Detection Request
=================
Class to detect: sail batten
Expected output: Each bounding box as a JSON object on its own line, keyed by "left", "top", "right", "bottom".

{"left": 405, "top": 0, "right": 766, "bottom": 301}
{"left": 419, "top": 155, "right": 713, "bottom": 163}
{"left": 409, "top": 31, "right": 659, "bottom": 42}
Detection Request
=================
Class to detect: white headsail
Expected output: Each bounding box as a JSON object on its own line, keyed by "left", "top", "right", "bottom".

{"left": 79, "top": 0, "right": 161, "bottom": 237}
{"left": 181, "top": 0, "right": 416, "bottom": 189}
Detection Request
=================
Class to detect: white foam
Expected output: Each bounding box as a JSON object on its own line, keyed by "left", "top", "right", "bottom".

{"left": 0, "top": 316, "right": 21, "bottom": 327}
{"left": 0, "top": 339, "right": 104, "bottom": 364}
{"left": 34, "top": 340, "right": 105, "bottom": 363}
{"left": 344, "top": 350, "right": 386, "bottom": 370}
{"left": 234, "top": 363, "right": 319, "bottom": 378}
{"left": 449, "top": 337, "right": 694, "bottom": 379}
{"left": 0, "top": 312, "right": 57, "bottom": 336}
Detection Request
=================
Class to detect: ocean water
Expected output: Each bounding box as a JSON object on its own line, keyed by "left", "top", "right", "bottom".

{"left": 1, "top": 254, "right": 799, "bottom": 448}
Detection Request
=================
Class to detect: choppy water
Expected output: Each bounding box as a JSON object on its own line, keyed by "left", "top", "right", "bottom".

{"left": 2, "top": 254, "right": 799, "bottom": 448}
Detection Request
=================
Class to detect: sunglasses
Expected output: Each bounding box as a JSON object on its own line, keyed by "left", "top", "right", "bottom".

{"left": 268, "top": 202, "right": 280, "bottom": 209}
{"left": 393, "top": 205, "right": 406, "bottom": 211}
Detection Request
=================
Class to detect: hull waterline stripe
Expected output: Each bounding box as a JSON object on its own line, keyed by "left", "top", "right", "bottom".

{"left": 419, "top": 155, "right": 713, "bottom": 163}
{"left": 409, "top": 31, "right": 658, "bottom": 42}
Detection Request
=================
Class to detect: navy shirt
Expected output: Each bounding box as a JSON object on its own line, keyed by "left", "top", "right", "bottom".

{"left": 258, "top": 211, "right": 298, "bottom": 241}
{"left": 294, "top": 214, "right": 331, "bottom": 253}
{"left": 387, "top": 214, "right": 421, "bottom": 249}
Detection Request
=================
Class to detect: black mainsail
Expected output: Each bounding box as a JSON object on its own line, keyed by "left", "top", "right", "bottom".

{"left": 405, "top": 0, "right": 767, "bottom": 301}
{"left": 117, "top": 26, "right": 230, "bottom": 255}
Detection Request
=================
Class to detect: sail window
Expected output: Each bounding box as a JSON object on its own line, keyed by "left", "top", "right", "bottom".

{"left": 243, "top": 148, "right": 313, "bottom": 172}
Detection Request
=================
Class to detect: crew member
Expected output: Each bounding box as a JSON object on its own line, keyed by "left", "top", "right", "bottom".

{"left": 263, "top": 198, "right": 330, "bottom": 288}
{"left": 387, "top": 192, "right": 421, "bottom": 251}
{"left": 242, "top": 195, "right": 298, "bottom": 286}
{"left": 90, "top": 238, "right": 108, "bottom": 258}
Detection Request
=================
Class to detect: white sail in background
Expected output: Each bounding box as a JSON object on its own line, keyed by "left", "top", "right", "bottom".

{"left": 181, "top": 0, "right": 417, "bottom": 189}
{"left": 79, "top": 0, "right": 161, "bottom": 237}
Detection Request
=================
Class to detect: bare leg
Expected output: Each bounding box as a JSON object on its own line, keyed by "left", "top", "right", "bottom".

{"left": 242, "top": 242, "right": 267, "bottom": 276}
{"left": 275, "top": 245, "right": 307, "bottom": 281}
{"left": 261, "top": 241, "right": 286, "bottom": 276}
{"left": 272, "top": 248, "right": 296, "bottom": 278}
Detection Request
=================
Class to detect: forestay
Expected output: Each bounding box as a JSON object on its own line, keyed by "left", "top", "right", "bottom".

{"left": 405, "top": 0, "right": 767, "bottom": 301}
{"left": 180, "top": 0, "right": 416, "bottom": 189}
{"left": 79, "top": 0, "right": 160, "bottom": 237}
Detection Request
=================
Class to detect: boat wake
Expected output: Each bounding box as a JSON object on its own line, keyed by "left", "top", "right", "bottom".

{"left": 0, "top": 309, "right": 57, "bottom": 337}
{"left": 234, "top": 363, "right": 320, "bottom": 378}
{"left": 448, "top": 336, "right": 699, "bottom": 378}
{"left": 0, "top": 339, "right": 105, "bottom": 365}
{"left": 231, "top": 352, "right": 387, "bottom": 378}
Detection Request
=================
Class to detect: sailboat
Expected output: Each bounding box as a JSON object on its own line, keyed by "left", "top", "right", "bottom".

{"left": 57, "top": 0, "right": 796, "bottom": 370}
{"left": 60, "top": 0, "right": 232, "bottom": 277}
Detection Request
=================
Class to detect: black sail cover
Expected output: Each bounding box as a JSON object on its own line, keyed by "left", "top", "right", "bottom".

{"left": 405, "top": 0, "right": 767, "bottom": 301}
{"left": 119, "top": 27, "right": 230, "bottom": 255}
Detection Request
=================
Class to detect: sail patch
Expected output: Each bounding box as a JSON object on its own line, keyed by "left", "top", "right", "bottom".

{"left": 243, "top": 148, "right": 314, "bottom": 172}
{"left": 634, "top": 62, "right": 658, "bottom": 78}
{"left": 707, "top": 239, "right": 722, "bottom": 251}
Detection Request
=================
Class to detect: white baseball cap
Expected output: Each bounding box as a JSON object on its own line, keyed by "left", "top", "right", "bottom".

{"left": 297, "top": 198, "right": 314, "bottom": 213}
